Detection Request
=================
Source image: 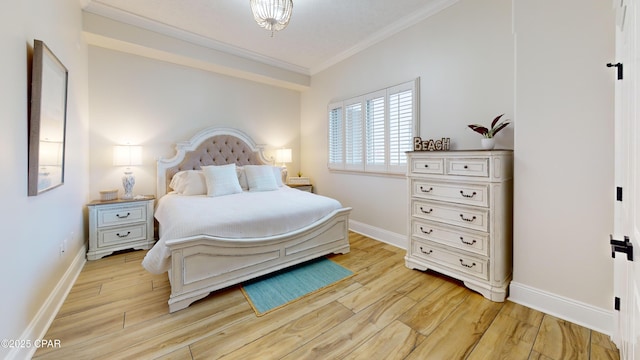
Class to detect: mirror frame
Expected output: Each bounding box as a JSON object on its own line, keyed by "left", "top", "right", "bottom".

{"left": 28, "top": 39, "right": 68, "bottom": 196}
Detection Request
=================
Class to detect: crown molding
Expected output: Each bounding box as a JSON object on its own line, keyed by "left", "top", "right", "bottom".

{"left": 83, "top": 1, "right": 310, "bottom": 76}
{"left": 310, "top": 0, "right": 460, "bottom": 75}
{"left": 83, "top": 0, "right": 459, "bottom": 78}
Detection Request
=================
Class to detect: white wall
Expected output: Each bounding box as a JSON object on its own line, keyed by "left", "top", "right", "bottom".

{"left": 511, "top": 0, "right": 614, "bottom": 321}
{"left": 0, "top": 0, "right": 89, "bottom": 358}
{"left": 88, "top": 46, "right": 301, "bottom": 199}
{"left": 301, "top": 0, "right": 514, "bottom": 240}
{"left": 302, "top": 0, "right": 615, "bottom": 333}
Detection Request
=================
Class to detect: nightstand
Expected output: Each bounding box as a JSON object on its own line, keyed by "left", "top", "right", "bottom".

{"left": 86, "top": 196, "right": 155, "bottom": 260}
{"left": 287, "top": 183, "right": 313, "bottom": 193}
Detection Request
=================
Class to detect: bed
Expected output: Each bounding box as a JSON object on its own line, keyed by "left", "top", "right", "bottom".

{"left": 142, "top": 127, "right": 351, "bottom": 312}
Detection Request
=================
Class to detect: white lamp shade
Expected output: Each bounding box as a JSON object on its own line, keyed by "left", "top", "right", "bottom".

{"left": 113, "top": 145, "right": 142, "bottom": 166}
{"left": 275, "top": 148, "right": 292, "bottom": 164}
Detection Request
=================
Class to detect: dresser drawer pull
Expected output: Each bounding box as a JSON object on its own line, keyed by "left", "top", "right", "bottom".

{"left": 419, "top": 247, "right": 433, "bottom": 255}
{"left": 459, "top": 214, "right": 476, "bottom": 222}
{"left": 420, "top": 207, "right": 433, "bottom": 214}
{"left": 116, "top": 212, "right": 131, "bottom": 219}
{"left": 420, "top": 186, "right": 433, "bottom": 193}
{"left": 460, "top": 237, "right": 477, "bottom": 245}
{"left": 424, "top": 164, "right": 430, "bottom": 168}
{"left": 420, "top": 227, "right": 433, "bottom": 234}
{"left": 459, "top": 259, "right": 476, "bottom": 268}
{"left": 464, "top": 165, "right": 468, "bottom": 169}
{"left": 116, "top": 231, "right": 131, "bottom": 238}
{"left": 459, "top": 190, "right": 477, "bottom": 198}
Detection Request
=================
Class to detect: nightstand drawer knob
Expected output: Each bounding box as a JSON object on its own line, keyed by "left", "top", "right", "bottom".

{"left": 116, "top": 212, "right": 131, "bottom": 219}
{"left": 116, "top": 231, "right": 131, "bottom": 238}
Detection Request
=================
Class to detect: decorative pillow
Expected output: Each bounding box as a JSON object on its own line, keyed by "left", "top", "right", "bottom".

{"left": 236, "top": 166, "right": 249, "bottom": 190}
{"left": 202, "top": 164, "right": 243, "bottom": 197}
{"left": 244, "top": 165, "right": 278, "bottom": 192}
{"left": 169, "top": 170, "right": 189, "bottom": 192}
{"left": 169, "top": 170, "right": 206, "bottom": 195}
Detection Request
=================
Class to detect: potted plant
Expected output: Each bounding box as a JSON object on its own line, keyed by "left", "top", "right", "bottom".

{"left": 468, "top": 114, "right": 510, "bottom": 149}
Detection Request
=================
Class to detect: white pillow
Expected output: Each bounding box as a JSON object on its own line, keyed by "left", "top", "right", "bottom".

{"left": 271, "top": 166, "right": 284, "bottom": 187}
{"left": 169, "top": 170, "right": 206, "bottom": 195}
{"left": 236, "top": 166, "right": 249, "bottom": 190}
{"left": 202, "top": 164, "right": 243, "bottom": 197}
{"left": 244, "top": 165, "right": 278, "bottom": 191}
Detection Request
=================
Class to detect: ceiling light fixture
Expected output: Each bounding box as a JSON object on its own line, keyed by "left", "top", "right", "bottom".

{"left": 250, "top": 0, "right": 293, "bottom": 37}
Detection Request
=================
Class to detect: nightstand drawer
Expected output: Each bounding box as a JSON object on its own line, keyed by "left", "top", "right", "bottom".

{"left": 412, "top": 179, "right": 489, "bottom": 207}
{"left": 98, "top": 224, "right": 147, "bottom": 247}
{"left": 446, "top": 158, "right": 489, "bottom": 177}
{"left": 412, "top": 240, "right": 488, "bottom": 281}
{"left": 97, "top": 205, "right": 147, "bottom": 227}
{"left": 411, "top": 219, "right": 488, "bottom": 256}
{"left": 412, "top": 199, "right": 489, "bottom": 232}
{"left": 410, "top": 157, "right": 444, "bottom": 175}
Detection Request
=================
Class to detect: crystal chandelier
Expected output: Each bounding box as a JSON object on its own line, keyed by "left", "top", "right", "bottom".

{"left": 250, "top": 0, "right": 293, "bottom": 36}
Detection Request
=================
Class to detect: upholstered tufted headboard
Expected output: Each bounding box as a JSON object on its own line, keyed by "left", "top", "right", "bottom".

{"left": 157, "top": 127, "right": 272, "bottom": 197}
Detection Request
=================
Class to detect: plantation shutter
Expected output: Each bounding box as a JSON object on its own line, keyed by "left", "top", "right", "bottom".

{"left": 344, "top": 100, "right": 363, "bottom": 170}
{"left": 365, "top": 91, "right": 386, "bottom": 172}
{"left": 328, "top": 103, "right": 343, "bottom": 170}
{"left": 327, "top": 78, "right": 418, "bottom": 175}
{"left": 388, "top": 81, "right": 417, "bottom": 173}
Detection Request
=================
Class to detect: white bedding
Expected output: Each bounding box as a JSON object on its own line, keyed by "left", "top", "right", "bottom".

{"left": 142, "top": 186, "right": 343, "bottom": 274}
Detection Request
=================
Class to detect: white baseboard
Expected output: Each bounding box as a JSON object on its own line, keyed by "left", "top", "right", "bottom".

{"left": 509, "top": 281, "right": 614, "bottom": 335}
{"left": 349, "top": 219, "right": 406, "bottom": 249}
{"left": 7, "top": 245, "right": 86, "bottom": 360}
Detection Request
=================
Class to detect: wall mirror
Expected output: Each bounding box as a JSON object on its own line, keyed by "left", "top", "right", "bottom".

{"left": 28, "top": 39, "right": 68, "bottom": 196}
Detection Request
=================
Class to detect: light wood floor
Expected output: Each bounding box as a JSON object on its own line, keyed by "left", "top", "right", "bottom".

{"left": 34, "top": 232, "right": 619, "bottom": 360}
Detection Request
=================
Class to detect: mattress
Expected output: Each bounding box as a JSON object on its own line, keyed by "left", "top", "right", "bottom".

{"left": 141, "top": 186, "right": 344, "bottom": 274}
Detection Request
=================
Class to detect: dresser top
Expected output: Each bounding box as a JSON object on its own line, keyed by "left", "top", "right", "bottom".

{"left": 407, "top": 149, "right": 513, "bottom": 154}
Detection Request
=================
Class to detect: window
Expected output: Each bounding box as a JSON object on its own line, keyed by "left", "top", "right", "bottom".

{"left": 328, "top": 79, "right": 419, "bottom": 174}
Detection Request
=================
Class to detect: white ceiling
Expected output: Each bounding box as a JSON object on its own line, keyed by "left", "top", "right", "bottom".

{"left": 83, "top": 0, "right": 456, "bottom": 75}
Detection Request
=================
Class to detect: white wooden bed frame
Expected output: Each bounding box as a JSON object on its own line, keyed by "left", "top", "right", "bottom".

{"left": 156, "top": 127, "right": 351, "bottom": 312}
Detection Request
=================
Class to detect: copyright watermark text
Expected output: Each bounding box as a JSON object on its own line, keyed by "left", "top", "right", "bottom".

{"left": 1, "top": 339, "right": 61, "bottom": 349}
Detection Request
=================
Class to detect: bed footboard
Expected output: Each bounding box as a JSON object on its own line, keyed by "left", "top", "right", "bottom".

{"left": 166, "top": 208, "right": 351, "bottom": 313}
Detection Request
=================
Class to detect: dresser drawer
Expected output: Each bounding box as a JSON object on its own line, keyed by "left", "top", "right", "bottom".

{"left": 412, "top": 240, "right": 489, "bottom": 281}
{"left": 97, "top": 224, "right": 147, "bottom": 248}
{"left": 446, "top": 158, "right": 489, "bottom": 177}
{"left": 410, "top": 157, "right": 444, "bottom": 175}
{"left": 412, "top": 199, "right": 489, "bottom": 232}
{"left": 97, "top": 205, "right": 147, "bottom": 227}
{"left": 412, "top": 179, "right": 489, "bottom": 207}
{"left": 411, "top": 219, "right": 488, "bottom": 256}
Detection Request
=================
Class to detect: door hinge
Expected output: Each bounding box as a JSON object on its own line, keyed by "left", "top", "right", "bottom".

{"left": 607, "top": 62, "right": 624, "bottom": 80}
{"left": 610, "top": 235, "right": 633, "bottom": 261}
{"left": 617, "top": 186, "right": 623, "bottom": 201}
{"left": 615, "top": 297, "right": 621, "bottom": 311}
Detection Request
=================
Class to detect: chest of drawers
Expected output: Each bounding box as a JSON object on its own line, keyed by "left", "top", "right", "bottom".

{"left": 405, "top": 150, "right": 513, "bottom": 301}
{"left": 87, "top": 197, "right": 155, "bottom": 260}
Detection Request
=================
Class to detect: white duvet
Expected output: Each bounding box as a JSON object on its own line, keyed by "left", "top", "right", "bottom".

{"left": 141, "top": 186, "right": 344, "bottom": 274}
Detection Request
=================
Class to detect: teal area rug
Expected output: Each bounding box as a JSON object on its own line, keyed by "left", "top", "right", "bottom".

{"left": 241, "top": 257, "right": 353, "bottom": 316}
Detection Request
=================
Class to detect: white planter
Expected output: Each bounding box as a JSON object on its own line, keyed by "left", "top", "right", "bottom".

{"left": 481, "top": 138, "right": 495, "bottom": 150}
